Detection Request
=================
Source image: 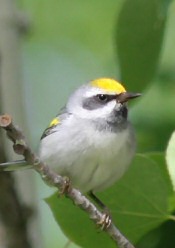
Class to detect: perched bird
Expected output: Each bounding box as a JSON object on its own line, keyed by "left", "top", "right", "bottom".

{"left": 0, "top": 78, "right": 141, "bottom": 207}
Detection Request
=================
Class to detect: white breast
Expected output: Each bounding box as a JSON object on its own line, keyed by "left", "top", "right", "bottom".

{"left": 39, "top": 116, "right": 136, "bottom": 192}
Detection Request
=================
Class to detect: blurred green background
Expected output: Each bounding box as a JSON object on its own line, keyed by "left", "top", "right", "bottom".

{"left": 14, "top": 0, "right": 175, "bottom": 247}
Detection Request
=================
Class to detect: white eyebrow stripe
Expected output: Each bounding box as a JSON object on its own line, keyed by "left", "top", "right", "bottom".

{"left": 85, "top": 88, "right": 117, "bottom": 97}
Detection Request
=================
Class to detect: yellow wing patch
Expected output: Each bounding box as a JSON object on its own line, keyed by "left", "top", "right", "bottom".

{"left": 49, "top": 118, "right": 60, "bottom": 127}
{"left": 91, "top": 78, "right": 126, "bottom": 94}
{"left": 41, "top": 117, "right": 60, "bottom": 140}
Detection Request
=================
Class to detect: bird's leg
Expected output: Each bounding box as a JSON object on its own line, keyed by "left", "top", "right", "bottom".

{"left": 88, "top": 191, "right": 111, "bottom": 229}
{"left": 88, "top": 191, "right": 106, "bottom": 209}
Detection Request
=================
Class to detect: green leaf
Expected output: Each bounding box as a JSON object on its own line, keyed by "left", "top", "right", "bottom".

{"left": 46, "top": 153, "right": 174, "bottom": 248}
{"left": 46, "top": 195, "right": 115, "bottom": 248}
{"left": 143, "top": 153, "right": 175, "bottom": 213}
{"left": 116, "top": 0, "right": 170, "bottom": 91}
{"left": 137, "top": 218, "right": 175, "bottom": 248}
{"left": 166, "top": 131, "right": 175, "bottom": 191}
{"left": 147, "top": 152, "right": 173, "bottom": 193}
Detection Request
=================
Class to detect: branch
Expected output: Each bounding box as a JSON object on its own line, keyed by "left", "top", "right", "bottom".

{"left": 0, "top": 114, "right": 135, "bottom": 248}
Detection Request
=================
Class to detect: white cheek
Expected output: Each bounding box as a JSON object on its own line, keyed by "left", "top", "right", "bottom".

{"left": 78, "top": 100, "right": 118, "bottom": 119}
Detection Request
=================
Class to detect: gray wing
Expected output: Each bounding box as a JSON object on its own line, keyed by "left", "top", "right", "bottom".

{"left": 41, "top": 107, "right": 71, "bottom": 140}
{"left": 0, "top": 109, "right": 71, "bottom": 171}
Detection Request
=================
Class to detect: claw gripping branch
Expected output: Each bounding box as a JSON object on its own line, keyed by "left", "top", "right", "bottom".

{"left": 0, "top": 114, "right": 135, "bottom": 248}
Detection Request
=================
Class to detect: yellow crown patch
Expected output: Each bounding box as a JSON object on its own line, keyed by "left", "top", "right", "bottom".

{"left": 91, "top": 78, "right": 126, "bottom": 94}
{"left": 49, "top": 118, "right": 60, "bottom": 127}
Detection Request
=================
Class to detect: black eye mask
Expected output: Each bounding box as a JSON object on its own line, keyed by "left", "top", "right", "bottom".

{"left": 82, "top": 92, "right": 141, "bottom": 111}
{"left": 82, "top": 94, "right": 117, "bottom": 110}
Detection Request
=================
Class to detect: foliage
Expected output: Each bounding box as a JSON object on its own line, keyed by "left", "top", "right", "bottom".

{"left": 116, "top": 0, "right": 169, "bottom": 91}
{"left": 46, "top": 153, "right": 174, "bottom": 248}
{"left": 19, "top": 0, "right": 175, "bottom": 247}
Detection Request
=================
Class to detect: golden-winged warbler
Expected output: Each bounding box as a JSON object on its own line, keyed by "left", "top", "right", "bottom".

{"left": 0, "top": 78, "right": 141, "bottom": 201}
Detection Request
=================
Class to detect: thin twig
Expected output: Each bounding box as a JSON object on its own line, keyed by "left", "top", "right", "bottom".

{"left": 0, "top": 114, "right": 135, "bottom": 248}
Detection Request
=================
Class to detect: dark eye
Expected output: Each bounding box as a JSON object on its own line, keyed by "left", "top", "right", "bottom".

{"left": 97, "top": 94, "right": 108, "bottom": 101}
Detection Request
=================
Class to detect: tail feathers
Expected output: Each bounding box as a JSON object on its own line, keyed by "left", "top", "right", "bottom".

{"left": 0, "top": 160, "right": 32, "bottom": 171}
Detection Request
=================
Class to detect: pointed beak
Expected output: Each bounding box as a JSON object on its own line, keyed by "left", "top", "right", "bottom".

{"left": 117, "top": 92, "right": 141, "bottom": 104}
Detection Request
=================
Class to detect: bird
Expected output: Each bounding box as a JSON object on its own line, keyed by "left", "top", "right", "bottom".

{"left": 0, "top": 78, "right": 141, "bottom": 208}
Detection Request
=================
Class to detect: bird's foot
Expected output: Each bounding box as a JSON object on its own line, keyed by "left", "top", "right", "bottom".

{"left": 97, "top": 208, "right": 112, "bottom": 230}
{"left": 59, "top": 177, "right": 71, "bottom": 195}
